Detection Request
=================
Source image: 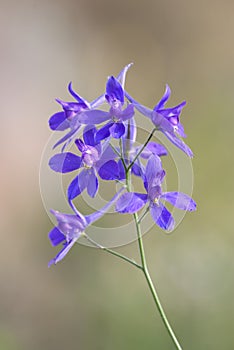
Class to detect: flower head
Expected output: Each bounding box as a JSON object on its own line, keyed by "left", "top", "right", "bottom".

{"left": 49, "top": 126, "right": 118, "bottom": 200}
{"left": 48, "top": 189, "right": 124, "bottom": 266}
{"left": 125, "top": 85, "right": 193, "bottom": 157}
{"left": 116, "top": 155, "right": 196, "bottom": 230}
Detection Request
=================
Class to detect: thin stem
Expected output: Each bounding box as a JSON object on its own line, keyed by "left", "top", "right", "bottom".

{"left": 125, "top": 161, "right": 183, "bottom": 350}
{"left": 110, "top": 143, "right": 122, "bottom": 158}
{"left": 133, "top": 213, "right": 183, "bottom": 350}
{"left": 127, "top": 127, "right": 157, "bottom": 172}
{"left": 137, "top": 206, "right": 150, "bottom": 224}
{"left": 84, "top": 234, "right": 142, "bottom": 270}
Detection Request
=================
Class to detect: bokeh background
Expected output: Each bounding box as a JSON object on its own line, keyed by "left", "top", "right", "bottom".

{"left": 1, "top": 0, "right": 234, "bottom": 349}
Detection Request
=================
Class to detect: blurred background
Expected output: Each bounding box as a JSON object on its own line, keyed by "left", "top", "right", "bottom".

{"left": 1, "top": 0, "right": 234, "bottom": 349}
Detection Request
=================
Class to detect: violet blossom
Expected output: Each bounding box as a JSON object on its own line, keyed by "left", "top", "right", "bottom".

{"left": 116, "top": 155, "right": 196, "bottom": 230}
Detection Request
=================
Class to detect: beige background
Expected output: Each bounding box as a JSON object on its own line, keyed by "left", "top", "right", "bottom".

{"left": 1, "top": 0, "right": 234, "bottom": 349}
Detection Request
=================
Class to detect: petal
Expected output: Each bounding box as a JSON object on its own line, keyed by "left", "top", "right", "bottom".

{"left": 122, "top": 117, "right": 137, "bottom": 158}
{"left": 85, "top": 187, "right": 125, "bottom": 225}
{"left": 120, "top": 104, "right": 135, "bottom": 121}
{"left": 95, "top": 123, "right": 112, "bottom": 143}
{"left": 153, "top": 84, "right": 171, "bottom": 111}
{"left": 116, "top": 62, "right": 133, "bottom": 88}
{"left": 106, "top": 76, "right": 124, "bottom": 104}
{"left": 67, "top": 170, "right": 87, "bottom": 201}
{"left": 158, "top": 101, "right": 186, "bottom": 119}
{"left": 49, "top": 111, "right": 70, "bottom": 131}
{"left": 141, "top": 142, "right": 168, "bottom": 158}
{"left": 110, "top": 122, "right": 125, "bottom": 138}
{"left": 95, "top": 144, "right": 116, "bottom": 169}
{"left": 161, "top": 192, "right": 196, "bottom": 211}
{"left": 78, "top": 110, "right": 110, "bottom": 124}
{"left": 118, "top": 159, "right": 126, "bottom": 180}
{"left": 49, "top": 153, "right": 81, "bottom": 173}
{"left": 48, "top": 227, "right": 65, "bottom": 246}
{"left": 145, "top": 155, "right": 163, "bottom": 185}
{"left": 90, "top": 94, "right": 106, "bottom": 108}
{"left": 68, "top": 82, "right": 90, "bottom": 107}
{"left": 151, "top": 111, "right": 174, "bottom": 133}
{"left": 116, "top": 192, "right": 148, "bottom": 214}
{"left": 150, "top": 203, "right": 174, "bottom": 230}
{"left": 132, "top": 163, "right": 143, "bottom": 177}
{"left": 83, "top": 125, "right": 97, "bottom": 146}
{"left": 124, "top": 91, "right": 152, "bottom": 118}
{"left": 163, "top": 131, "right": 193, "bottom": 158}
{"left": 98, "top": 160, "right": 119, "bottom": 180}
{"left": 48, "top": 238, "right": 78, "bottom": 267}
{"left": 53, "top": 125, "right": 81, "bottom": 150}
{"left": 87, "top": 169, "right": 98, "bottom": 197}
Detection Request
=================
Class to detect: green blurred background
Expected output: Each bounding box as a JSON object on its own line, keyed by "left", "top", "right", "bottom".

{"left": 1, "top": 0, "right": 234, "bottom": 349}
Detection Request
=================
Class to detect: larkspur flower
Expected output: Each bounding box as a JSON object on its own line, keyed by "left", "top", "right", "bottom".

{"left": 48, "top": 189, "right": 124, "bottom": 266}
{"left": 49, "top": 63, "right": 134, "bottom": 151}
{"left": 125, "top": 85, "right": 193, "bottom": 157}
{"left": 49, "top": 125, "right": 123, "bottom": 200}
{"left": 78, "top": 76, "right": 135, "bottom": 141}
{"left": 116, "top": 155, "right": 196, "bottom": 230}
{"left": 48, "top": 82, "right": 92, "bottom": 151}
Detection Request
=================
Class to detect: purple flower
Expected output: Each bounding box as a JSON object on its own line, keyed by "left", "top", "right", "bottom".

{"left": 49, "top": 82, "right": 92, "bottom": 150}
{"left": 49, "top": 126, "right": 121, "bottom": 200}
{"left": 48, "top": 189, "right": 123, "bottom": 266}
{"left": 49, "top": 63, "right": 134, "bottom": 150}
{"left": 125, "top": 85, "right": 193, "bottom": 157}
{"left": 78, "top": 77, "right": 135, "bottom": 142}
{"left": 116, "top": 155, "right": 196, "bottom": 230}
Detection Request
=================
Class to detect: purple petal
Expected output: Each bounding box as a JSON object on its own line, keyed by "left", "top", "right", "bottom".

{"left": 163, "top": 131, "right": 193, "bottom": 157}
{"left": 78, "top": 110, "right": 110, "bottom": 125}
{"left": 161, "top": 192, "right": 196, "bottom": 211}
{"left": 48, "top": 238, "right": 78, "bottom": 267}
{"left": 145, "top": 155, "right": 163, "bottom": 185}
{"left": 122, "top": 117, "right": 137, "bottom": 157}
{"left": 87, "top": 169, "right": 98, "bottom": 197}
{"left": 49, "top": 153, "right": 81, "bottom": 173}
{"left": 110, "top": 122, "right": 125, "bottom": 138}
{"left": 106, "top": 76, "right": 124, "bottom": 104}
{"left": 53, "top": 125, "right": 81, "bottom": 150}
{"left": 153, "top": 85, "right": 171, "bottom": 111}
{"left": 118, "top": 160, "right": 125, "bottom": 180}
{"left": 141, "top": 142, "right": 168, "bottom": 158}
{"left": 120, "top": 104, "right": 135, "bottom": 121}
{"left": 83, "top": 125, "right": 97, "bottom": 146}
{"left": 158, "top": 101, "right": 186, "bottom": 120}
{"left": 67, "top": 170, "right": 88, "bottom": 201}
{"left": 95, "top": 144, "right": 116, "bottom": 169}
{"left": 116, "top": 192, "right": 148, "bottom": 214}
{"left": 48, "top": 227, "right": 65, "bottom": 246}
{"left": 68, "top": 82, "right": 90, "bottom": 107}
{"left": 151, "top": 111, "right": 174, "bottom": 133}
{"left": 98, "top": 160, "right": 119, "bottom": 180}
{"left": 124, "top": 92, "right": 152, "bottom": 118}
{"left": 49, "top": 111, "right": 70, "bottom": 131}
{"left": 85, "top": 188, "right": 125, "bottom": 225}
{"left": 95, "top": 123, "right": 112, "bottom": 143}
{"left": 150, "top": 203, "right": 174, "bottom": 230}
{"left": 132, "top": 163, "right": 143, "bottom": 177}
{"left": 116, "top": 62, "right": 133, "bottom": 88}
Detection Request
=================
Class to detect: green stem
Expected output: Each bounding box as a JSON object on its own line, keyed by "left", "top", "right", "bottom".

{"left": 127, "top": 127, "right": 157, "bottom": 172}
{"left": 133, "top": 214, "right": 183, "bottom": 350}
{"left": 84, "top": 234, "right": 142, "bottom": 270}
{"left": 125, "top": 158, "right": 182, "bottom": 350}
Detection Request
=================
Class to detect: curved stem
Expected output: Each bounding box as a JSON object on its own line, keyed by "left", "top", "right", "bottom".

{"left": 127, "top": 127, "right": 157, "bottom": 172}
{"left": 84, "top": 233, "right": 142, "bottom": 270}
{"left": 125, "top": 159, "right": 182, "bottom": 349}
{"left": 133, "top": 213, "right": 183, "bottom": 350}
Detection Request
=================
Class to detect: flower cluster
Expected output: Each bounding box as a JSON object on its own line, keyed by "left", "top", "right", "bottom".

{"left": 47, "top": 63, "right": 196, "bottom": 266}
